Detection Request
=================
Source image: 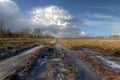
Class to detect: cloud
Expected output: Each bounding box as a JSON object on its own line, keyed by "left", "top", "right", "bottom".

{"left": 0, "top": 0, "right": 31, "bottom": 31}
{"left": 29, "top": 5, "right": 85, "bottom": 38}
{"left": 85, "top": 13, "right": 119, "bottom": 20}
{"left": 0, "top": 0, "right": 85, "bottom": 38}
{"left": 83, "top": 13, "right": 120, "bottom": 34}
{"left": 30, "top": 6, "right": 71, "bottom": 28}
{"left": 81, "top": 12, "right": 120, "bottom": 27}
{"left": 93, "top": 6, "right": 120, "bottom": 12}
{"left": 91, "top": 13, "right": 117, "bottom": 20}
{"left": 83, "top": 18, "right": 120, "bottom": 27}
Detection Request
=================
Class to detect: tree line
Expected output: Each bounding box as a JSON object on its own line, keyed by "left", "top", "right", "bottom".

{"left": 0, "top": 20, "right": 54, "bottom": 38}
{"left": 0, "top": 28, "right": 54, "bottom": 38}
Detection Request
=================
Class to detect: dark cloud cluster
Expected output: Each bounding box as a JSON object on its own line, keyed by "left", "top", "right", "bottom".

{"left": 0, "top": 0, "right": 85, "bottom": 38}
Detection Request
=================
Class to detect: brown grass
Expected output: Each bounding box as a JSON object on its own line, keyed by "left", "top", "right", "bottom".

{"left": 59, "top": 39, "right": 120, "bottom": 56}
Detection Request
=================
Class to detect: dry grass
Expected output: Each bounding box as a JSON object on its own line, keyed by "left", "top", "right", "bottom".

{"left": 59, "top": 39, "right": 120, "bottom": 56}
{"left": 63, "top": 59, "right": 78, "bottom": 80}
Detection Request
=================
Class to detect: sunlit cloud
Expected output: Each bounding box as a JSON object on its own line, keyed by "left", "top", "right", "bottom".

{"left": 29, "top": 5, "right": 85, "bottom": 38}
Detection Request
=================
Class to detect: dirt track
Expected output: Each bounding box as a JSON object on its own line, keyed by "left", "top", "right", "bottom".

{"left": 1, "top": 41, "right": 115, "bottom": 80}
{"left": 55, "top": 41, "right": 102, "bottom": 80}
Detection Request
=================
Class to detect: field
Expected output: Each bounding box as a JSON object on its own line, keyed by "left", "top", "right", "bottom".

{"left": 0, "top": 38, "right": 120, "bottom": 80}
{"left": 59, "top": 39, "right": 120, "bottom": 56}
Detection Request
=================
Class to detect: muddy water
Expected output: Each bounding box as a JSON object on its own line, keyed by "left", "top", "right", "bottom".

{"left": 97, "top": 56, "right": 120, "bottom": 70}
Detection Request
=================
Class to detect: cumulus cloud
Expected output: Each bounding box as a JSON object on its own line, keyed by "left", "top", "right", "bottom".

{"left": 30, "top": 6, "right": 71, "bottom": 28}
{"left": 0, "top": 0, "right": 85, "bottom": 38}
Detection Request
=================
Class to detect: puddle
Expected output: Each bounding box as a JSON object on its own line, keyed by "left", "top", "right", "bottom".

{"left": 37, "top": 58, "right": 47, "bottom": 66}
{"left": 97, "top": 56, "right": 120, "bottom": 70}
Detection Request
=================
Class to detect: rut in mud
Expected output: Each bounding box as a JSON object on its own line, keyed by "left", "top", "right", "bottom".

{"left": 0, "top": 45, "right": 43, "bottom": 80}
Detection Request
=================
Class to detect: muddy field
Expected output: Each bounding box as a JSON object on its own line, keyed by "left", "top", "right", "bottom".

{"left": 0, "top": 39, "right": 79, "bottom": 80}
{"left": 0, "top": 38, "right": 120, "bottom": 80}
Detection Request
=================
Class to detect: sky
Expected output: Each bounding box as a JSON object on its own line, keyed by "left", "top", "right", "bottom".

{"left": 0, "top": 0, "right": 120, "bottom": 37}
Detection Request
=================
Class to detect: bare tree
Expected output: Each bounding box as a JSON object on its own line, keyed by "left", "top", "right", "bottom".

{"left": 21, "top": 27, "right": 31, "bottom": 34}
{"left": 33, "top": 28, "right": 42, "bottom": 36}
{"left": 0, "top": 20, "right": 4, "bottom": 29}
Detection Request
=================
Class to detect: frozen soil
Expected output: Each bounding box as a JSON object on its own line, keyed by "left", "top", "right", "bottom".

{"left": 55, "top": 42, "right": 102, "bottom": 80}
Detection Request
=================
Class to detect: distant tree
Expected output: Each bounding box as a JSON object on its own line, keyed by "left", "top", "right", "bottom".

{"left": 0, "top": 20, "right": 5, "bottom": 38}
{"left": 44, "top": 34, "right": 54, "bottom": 38}
{"left": 6, "top": 29, "right": 13, "bottom": 38}
{"left": 109, "top": 35, "right": 120, "bottom": 39}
